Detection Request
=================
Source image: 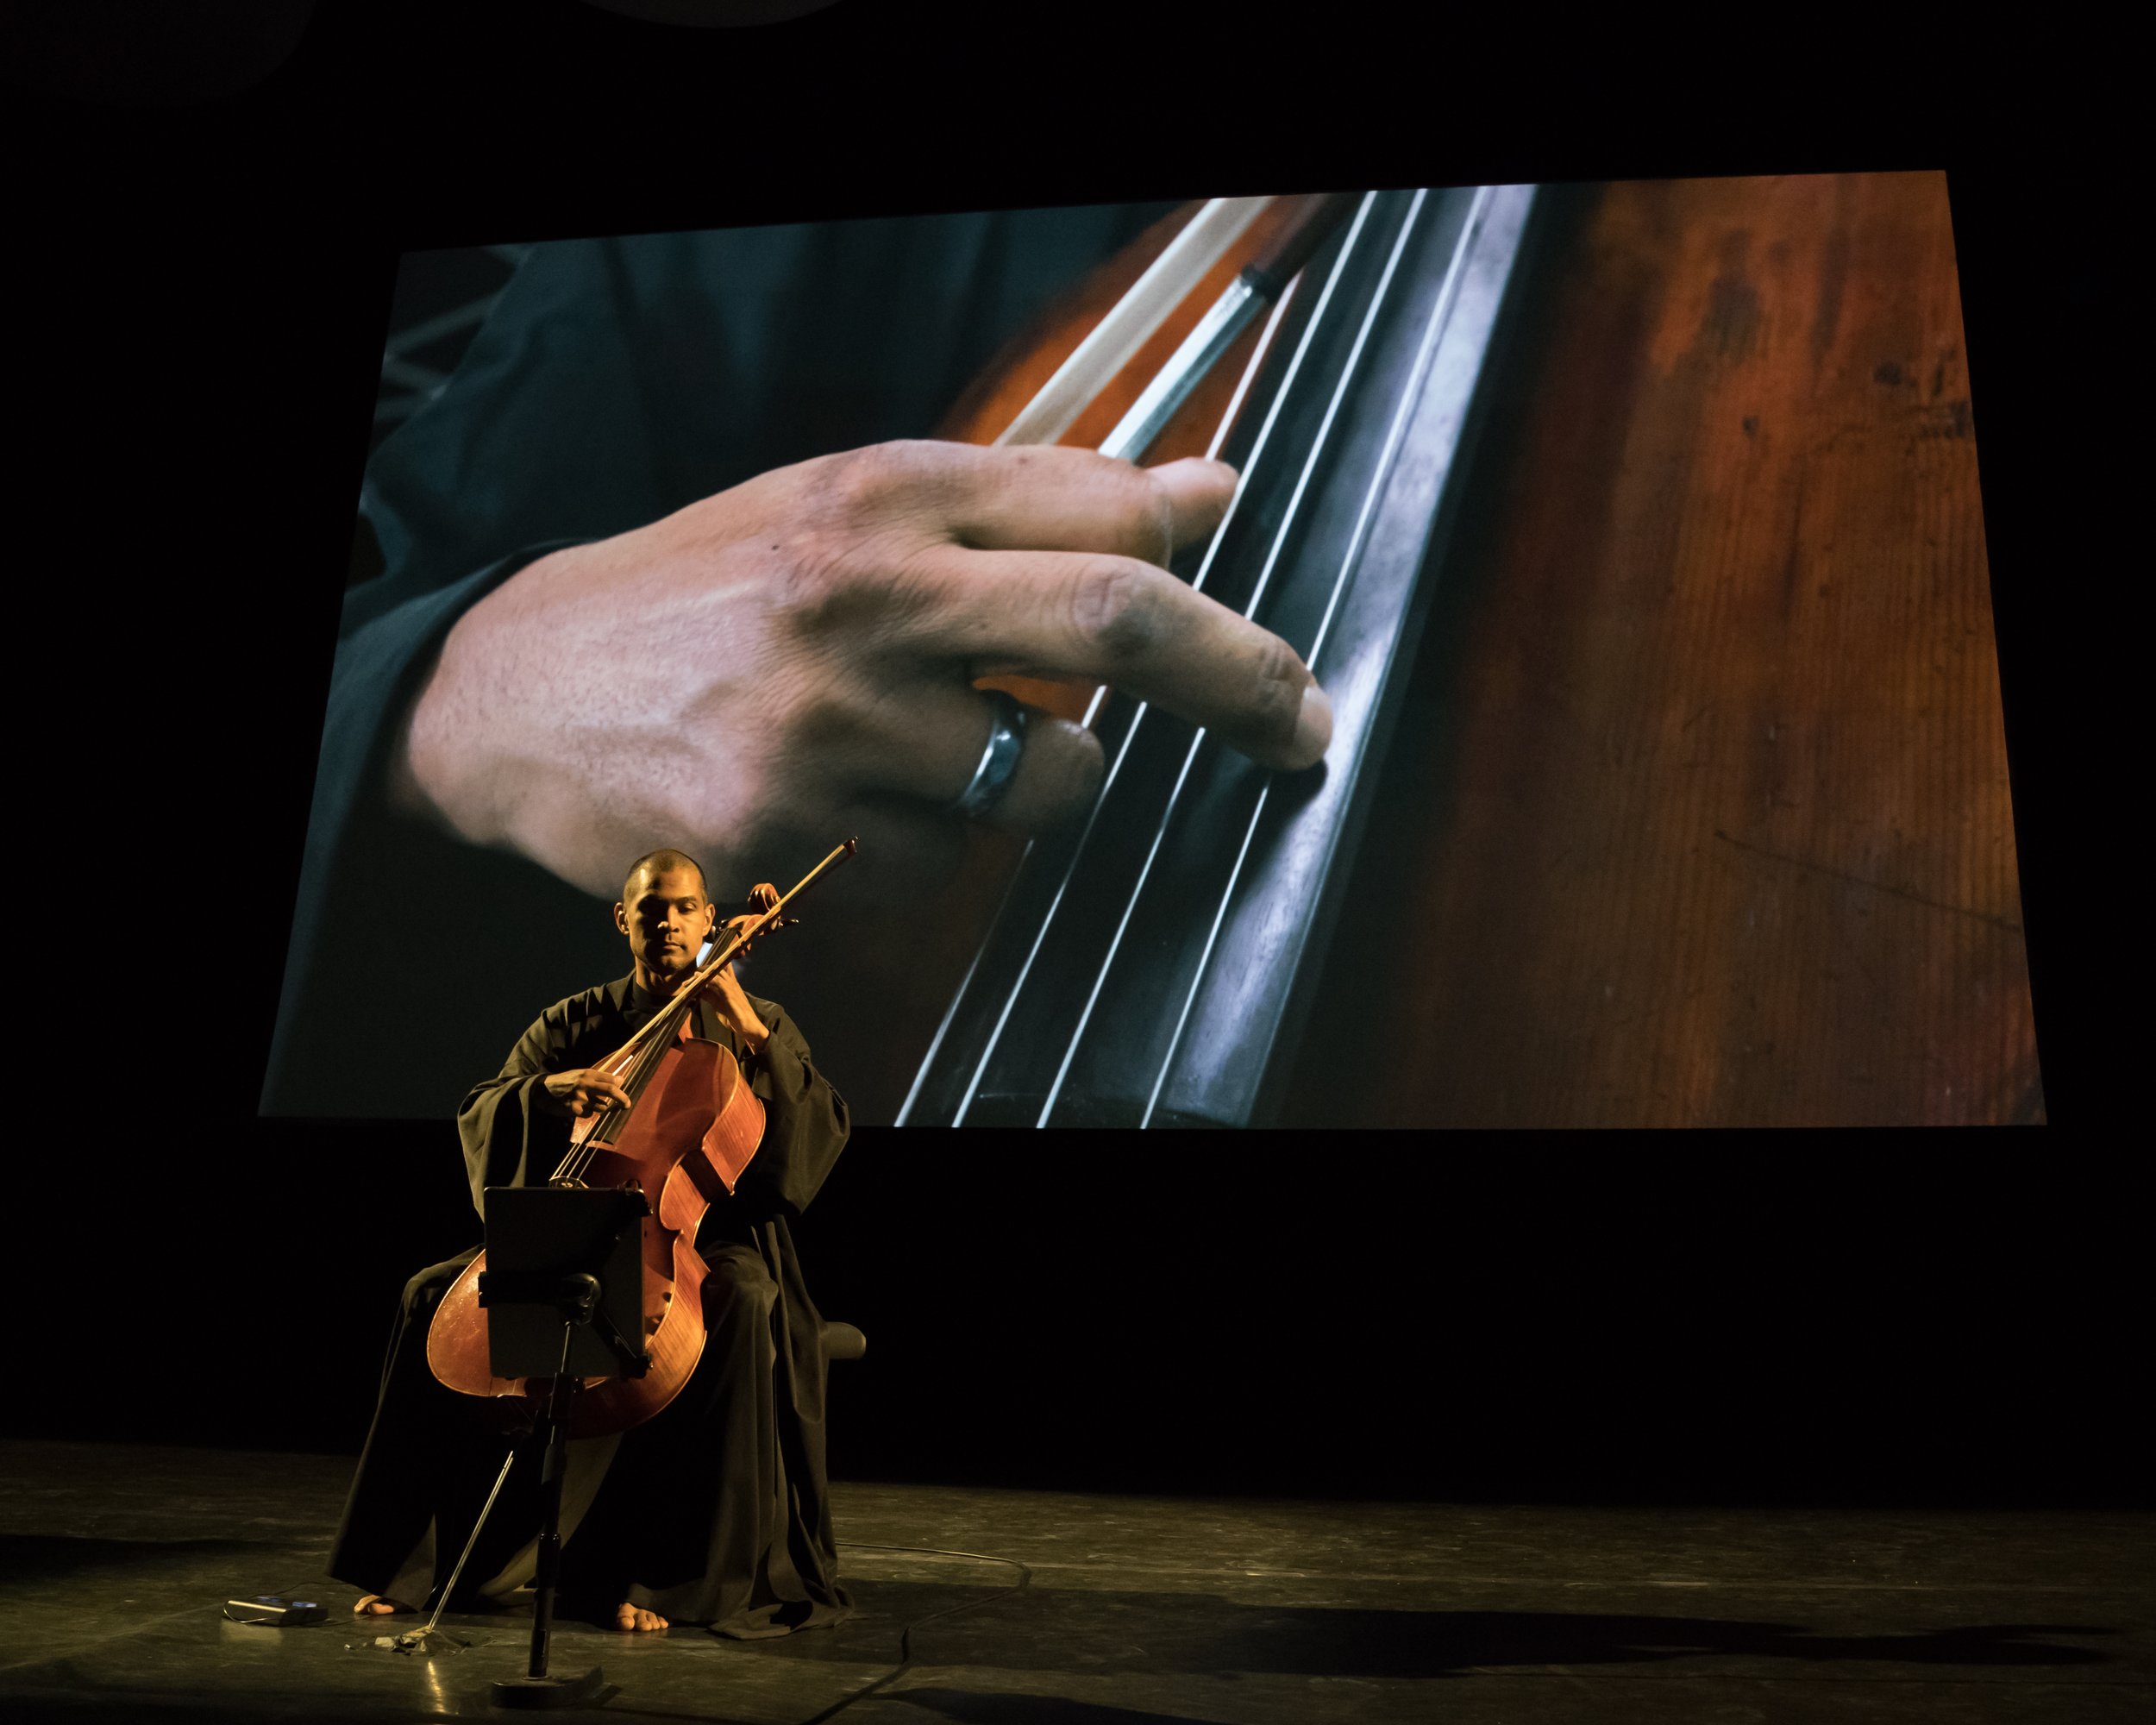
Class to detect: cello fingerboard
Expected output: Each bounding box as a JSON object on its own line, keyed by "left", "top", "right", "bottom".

{"left": 901, "top": 185, "right": 1541, "bottom": 1128}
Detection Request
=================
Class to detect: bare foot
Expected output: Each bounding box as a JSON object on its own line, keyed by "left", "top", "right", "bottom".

{"left": 354, "top": 1595, "right": 417, "bottom": 1616}
{"left": 612, "top": 1603, "right": 668, "bottom": 1633}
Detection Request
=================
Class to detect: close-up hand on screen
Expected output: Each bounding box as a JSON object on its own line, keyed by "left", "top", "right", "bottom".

{"left": 263, "top": 176, "right": 2040, "bottom": 1132}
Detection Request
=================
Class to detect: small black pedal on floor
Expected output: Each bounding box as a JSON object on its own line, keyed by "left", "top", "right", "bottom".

{"left": 224, "top": 1596, "right": 328, "bottom": 1627}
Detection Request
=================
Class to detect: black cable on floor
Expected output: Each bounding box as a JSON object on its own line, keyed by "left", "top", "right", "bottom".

{"left": 794, "top": 1540, "right": 1033, "bottom": 1725}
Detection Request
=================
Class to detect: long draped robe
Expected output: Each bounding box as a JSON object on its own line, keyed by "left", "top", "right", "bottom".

{"left": 328, "top": 973, "right": 853, "bottom": 1636}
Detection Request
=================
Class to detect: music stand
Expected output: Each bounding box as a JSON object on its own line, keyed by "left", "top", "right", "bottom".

{"left": 477, "top": 1184, "right": 650, "bottom": 1709}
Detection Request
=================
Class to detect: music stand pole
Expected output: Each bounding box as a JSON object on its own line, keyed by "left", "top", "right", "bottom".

{"left": 479, "top": 1185, "right": 648, "bottom": 1711}
{"left": 535, "top": 1282, "right": 595, "bottom": 1697}
{"left": 488, "top": 1275, "right": 605, "bottom": 1709}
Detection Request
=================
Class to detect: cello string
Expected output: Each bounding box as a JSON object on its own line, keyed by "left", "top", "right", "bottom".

{"left": 1081, "top": 268, "right": 1304, "bottom": 731}
{"left": 891, "top": 274, "right": 1307, "bottom": 1127}
{"left": 945, "top": 196, "right": 1382, "bottom": 1126}
{"left": 565, "top": 863, "right": 799, "bottom": 1172}
{"left": 566, "top": 919, "right": 733, "bottom": 1176}
{"left": 1137, "top": 775, "right": 1274, "bottom": 1129}
{"left": 1036, "top": 191, "right": 1432, "bottom": 1127}
{"left": 893, "top": 849, "right": 1025, "bottom": 1124}
{"left": 1138, "top": 186, "right": 1495, "bottom": 1129}
{"left": 961, "top": 204, "right": 1380, "bottom": 1127}
{"left": 572, "top": 917, "right": 743, "bottom": 1170}
{"left": 1299, "top": 186, "right": 1495, "bottom": 674}
{"left": 559, "top": 985, "right": 681, "bottom": 1180}
{"left": 553, "top": 841, "right": 847, "bottom": 1170}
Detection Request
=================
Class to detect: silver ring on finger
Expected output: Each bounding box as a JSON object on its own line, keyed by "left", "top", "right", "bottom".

{"left": 949, "top": 690, "right": 1029, "bottom": 819}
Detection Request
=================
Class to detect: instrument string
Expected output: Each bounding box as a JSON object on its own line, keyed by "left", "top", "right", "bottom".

{"left": 1037, "top": 191, "right": 1432, "bottom": 1126}
{"left": 1300, "top": 186, "right": 1494, "bottom": 674}
{"left": 894, "top": 271, "right": 1310, "bottom": 1126}
{"left": 944, "top": 195, "right": 1382, "bottom": 1126}
{"left": 1137, "top": 186, "right": 1495, "bottom": 1128}
{"left": 555, "top": 839, "right": 852, "bottom": 1171}
{"left": 893, "top": 866, "right": 1017, "bottom": 1124}
{"left": 896, "top": 218, "right": 1313, "bottom": 1126}
{"left": 557, "top": 972, "right": 696, "bottom": 1181}
{"left": 551, "top": 930, "right": 728, "bottom": 1181}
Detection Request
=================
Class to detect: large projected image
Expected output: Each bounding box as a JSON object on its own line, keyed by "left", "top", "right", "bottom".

{"left": 264, "top": 174, "right": 2041, "bottom": 1128}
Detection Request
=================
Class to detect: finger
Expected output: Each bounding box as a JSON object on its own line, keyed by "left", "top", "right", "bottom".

{"left": 914, "top": 549, "right": 1332, "bottom": 771}
{"left": 860, "top": 441, "right": 1237, "bottom": 564}
{"left": 844, "top": 682, "right": 1106, "bottom": 835}
{"left": 1143, "top": 457, "right": 1242, "bottom": 552}
{"left": 955, "top": 449, "right": 1235, "bottom": 561}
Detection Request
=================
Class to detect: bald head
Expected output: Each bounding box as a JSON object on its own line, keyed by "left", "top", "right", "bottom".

{"left": 623, "top": 848, "right": 708, "bottom": 906}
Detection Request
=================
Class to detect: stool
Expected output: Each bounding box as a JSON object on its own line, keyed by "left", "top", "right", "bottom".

{"left": 821, "top": 1320, "right": 867, "bottom": 1362}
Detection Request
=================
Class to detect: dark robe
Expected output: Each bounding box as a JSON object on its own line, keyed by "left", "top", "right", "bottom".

{"left": 329, "top": 973, "right": 852, "bottom": 1637}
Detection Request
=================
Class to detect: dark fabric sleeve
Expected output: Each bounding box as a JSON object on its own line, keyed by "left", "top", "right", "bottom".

{"left": 263, "top": 203, "right": 1178, "bottom": 1120}
{"left": 729, "top": 993, "right": 849, "bottom": 1220}
{"left": 455, "top": 1007, "right": 579, "bottom": 1218}
{"left": 261, "top": 540, "right": 592, "bottom": 1117}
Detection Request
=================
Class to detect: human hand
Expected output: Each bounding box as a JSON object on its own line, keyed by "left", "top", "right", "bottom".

{"left": 393, "top": 441, "right": 1333, "bottom": 898}
{"left": 539, "top": 1067, "right": 635, "bottom": 1118}
{"left": 695, "top": 966, "right": 771, "bottom": 1051}
{"left": 722, "top": 882, "right": 794, "bottom": 954}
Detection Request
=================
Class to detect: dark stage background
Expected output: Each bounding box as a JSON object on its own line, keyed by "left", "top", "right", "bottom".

{"left": 3, "top": 4, "right": 2129, "bottom": 1509}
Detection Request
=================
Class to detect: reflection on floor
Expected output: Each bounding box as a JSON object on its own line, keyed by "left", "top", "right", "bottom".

{"left": 0, "top": 1441, "right": 2148, "bottom": 1723}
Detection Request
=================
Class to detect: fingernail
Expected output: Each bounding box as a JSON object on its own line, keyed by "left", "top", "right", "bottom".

{"left": 1291, "top": 681, "right": 1332, "bottom": 768}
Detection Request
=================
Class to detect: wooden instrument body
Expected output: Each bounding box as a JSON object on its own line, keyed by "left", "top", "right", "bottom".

{"left": 1277, "top": 172, "right": 2041, "bottom": 1126}
{"left": 831, "top": 171, "right": 2040, "bottom": 1127}
{"left": 425, "top": 1032, "right": 767, "bottom": 1437}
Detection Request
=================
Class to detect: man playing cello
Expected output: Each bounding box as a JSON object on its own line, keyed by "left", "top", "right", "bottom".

{"left": 329, "top": 848, "right": 852, "bottom": 1636}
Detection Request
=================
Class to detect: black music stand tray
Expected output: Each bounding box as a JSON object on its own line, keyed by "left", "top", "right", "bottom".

{"left": 477, "top": 1184, "right": 650, "bottom": 1710}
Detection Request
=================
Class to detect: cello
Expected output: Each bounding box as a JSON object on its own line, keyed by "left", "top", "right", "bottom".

{"left": 826, "top": 174, "right": 2039, "bottom": 1128}
{"left": 423, "top": 839, "right": 856, "bottom": 1437}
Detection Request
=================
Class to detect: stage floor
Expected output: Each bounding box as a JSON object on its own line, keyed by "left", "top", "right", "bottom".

{"left": 0, "top": 1440, "right": 2147, "bottom": 1723}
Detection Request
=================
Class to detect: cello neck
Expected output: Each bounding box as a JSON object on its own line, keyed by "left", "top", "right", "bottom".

{"left": 553, "top": 838, "right": 858, "bottom": 1175}
{"left": 900, "top": 186, "right": 1540, "bottom": 1128}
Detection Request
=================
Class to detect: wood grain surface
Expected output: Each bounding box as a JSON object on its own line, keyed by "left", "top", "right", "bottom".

{"left": 1282, "top": 171, "right": 2041, "bottom": 1127}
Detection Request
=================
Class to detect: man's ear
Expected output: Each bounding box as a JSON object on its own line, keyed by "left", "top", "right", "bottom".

{"left": 614, "top": 900, "right": 630, "bottom": 936}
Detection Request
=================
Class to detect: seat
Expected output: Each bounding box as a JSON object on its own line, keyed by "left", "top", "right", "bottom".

{"left": 821, "top": 1320, "right": 867, "bottom": 1362}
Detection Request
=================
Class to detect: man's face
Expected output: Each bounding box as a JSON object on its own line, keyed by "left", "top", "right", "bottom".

{"left": 615, "top": 866, "right": 718, "bottom": 979}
